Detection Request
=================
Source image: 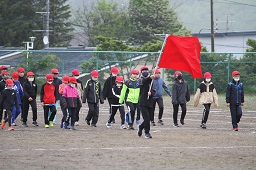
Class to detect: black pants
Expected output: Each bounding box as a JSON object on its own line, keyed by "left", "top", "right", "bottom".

{"left": 108, "top": 105, "right": 125, "bottom": 125}
{"left": 67, "top": 108, "right": 76, "bottom": 127}
{"left": 125, "top": 102, "right": 138, "bottom": 125}
{"left": 136, "top": 104, "right": 141, "bottom": 121}
{"left": 139, "top": 106, "right": 153, "bottom": 134}
{"left": 3, "top": 109, "right": 12, "bottom": 127}
{"left": 23, "top": 99, "right": 37, "bottom": 123}
{"left": 86, "top": 102, "right": 99, "bottom": 125}
{"left": 172, "top": 103, "right": 187, "bottom": 125}
{"left": 230, "top": 104, "right": 242, "bottom": 128}
{"left": 60, "top": 103, "right": 68, "bottom": 124}
{"left": 75, "top": 105, "right": 81, "bottom": 122}
{"left": 43, "top": 105, "right": 56, "bottom": 125}
{"left": 0, "top": 109, "right": 2, "bottom": 122}
{"left": 202, "top": 104, "right": 211, "bottom": 124}
{"left": 152, "top": 97, "right": 164, "bottom": 122}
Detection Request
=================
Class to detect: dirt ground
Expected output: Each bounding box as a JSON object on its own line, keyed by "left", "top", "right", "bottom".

{"left": 0, "top": 98, "right": 255, "bottom": 170}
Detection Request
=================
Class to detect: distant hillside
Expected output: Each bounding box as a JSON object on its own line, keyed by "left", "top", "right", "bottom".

{"left": 68, "top": 0, "right": 256, "bottom": 33}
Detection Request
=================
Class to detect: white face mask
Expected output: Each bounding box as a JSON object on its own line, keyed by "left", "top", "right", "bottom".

{"left": 234, "top": 78, "right": 240, "bottom": 82}
{"left": 112, "top": 74, "right": 117, "bottom": 77}
{"left": 7, "top": 86, "right": 13, "bottom": 89}
{"left": 28, "top": 78, "right": 34, "bottom": 82}
{"left": 70, "top": 84, "right": 76, "bottom": 87}
{"left": 92, "top": 77, "right": 98, "bottom": 81}
{"left": 116, "top": 83, "right": 122, "bottom": 87}
{"left": 74, "top": 76, "right": 79, "bottom": 79}
{"left": 47, "top": 81, "right": 53, "bottom": 84}
{"left": 205, "top": 78, "right": 211, "bottom": 82}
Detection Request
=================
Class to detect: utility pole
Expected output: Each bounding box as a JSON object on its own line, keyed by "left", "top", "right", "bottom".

{"left": 210, "top": 0, "right": 215, "bottom": 52}
{"left": 45, "top": 0, "right": 50, "bottom": 49}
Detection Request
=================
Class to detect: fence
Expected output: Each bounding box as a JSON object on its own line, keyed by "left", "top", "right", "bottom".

{"left": 0, "top": 49, "right": 256, "bottom": 94}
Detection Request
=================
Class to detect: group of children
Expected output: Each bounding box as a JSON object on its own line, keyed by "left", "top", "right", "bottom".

{"left": 0, "top": 65, "right": 245, "bottom": 135}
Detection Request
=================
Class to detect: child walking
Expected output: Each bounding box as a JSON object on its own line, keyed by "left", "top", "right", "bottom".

{"left": 62, "top": 77, "right": 81, "bottom": 130}
{"left": 40, "top": 74, "right": 58, "bottom": 128}
{"left": 1, "top": 79, "right": 19, "bottom": 130}
{"left": 194, "top": 72, "right": 218, "bottom": 129}
{"left": 59, "top": 75, "right": 69, "bottom": 128}
{"left": 226, "top": 70, "right": 244, "bottom": 131}
{"left": 106, "top": 76, "right": 126, "bottom": 129}
{"left": 83, "top": 70, "right": 104, "bottom": 127}
{"left": 172, "top": 71, "right": 190, "bottom": 127}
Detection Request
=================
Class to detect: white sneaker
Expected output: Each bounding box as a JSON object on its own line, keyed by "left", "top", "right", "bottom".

{"left": 121, "top": 124, "right": 127, "bottom": 129}
{"left": 106, "top": 122, "right": 112, "bottom": 128}
{"left": 75, "top": 121, "right": 79, "bottom": 126}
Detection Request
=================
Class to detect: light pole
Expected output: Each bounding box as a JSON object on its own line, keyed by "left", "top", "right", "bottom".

{"left": 23, "top": 36, "right": 36, "bottom": 66}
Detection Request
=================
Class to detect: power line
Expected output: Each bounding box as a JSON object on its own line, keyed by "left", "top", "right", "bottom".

{"left": 222, "top": 0, "right": 256, "bottom": 8}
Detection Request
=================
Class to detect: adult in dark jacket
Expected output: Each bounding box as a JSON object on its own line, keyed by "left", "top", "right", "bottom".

{"left": 171, "top": 71, "right": 190, "bottom": 127}
{"left": 226, "top": 70, "right": 244, "bottom": 131}
{"left": 22, "top": 72, "right": 38, "bottom": 127}
{"left": 137, "top": 66, "right": 156, "bottom": 139}
{"left": 103, "top": 67, "right": 118, "bottom": 123}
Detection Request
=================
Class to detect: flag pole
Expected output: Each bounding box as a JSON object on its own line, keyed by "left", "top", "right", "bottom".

{"left": 147, "top": 34, "right": 169, "bottom": 99}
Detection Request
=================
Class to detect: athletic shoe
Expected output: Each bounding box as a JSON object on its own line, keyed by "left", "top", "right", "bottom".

{"left": 8, "top": 126, "right": 14, "bottom": 131}
{"left": 151, "top": 121, "right": 156, "bottom": 126}
{"left": 49, "top": 121, "right": 54, "bottom": 127}
{"left": 106, "top": 122, "right": 112, "bottom": 128}
{"left": 145, "top": 133, "right": 152, "bottom": 139}
{"left": 91, "top": 124, "right": 97, "bottom": 127}
{"left": 180, "top": 119, "right": 185, "bottom": 125}
{"left": 32, "top": 121, "right": 38, "bottom": 126}
{"left": 136, "top": 120, "right": 141, "bottom": 125}
{"left": 233, "top": 128, "right": 238, "bottom": 131}
{"left": 1, "top": 120, "right": 6, "bottom": 129}
{"left": 137, "top": 125, "right": 142, "bottom": 137}
{"left": 127, "top": 125, "right": 134, "bottom": 130}
{"left": 86, "top": 120, "right": 90, "bottom": 125}
{"left": 75, "top": 121, "right": 79, "bottom": 126}
{"left": 173, "top": 124, "right": 179, "bottom": 127}
{"left": 64, "top": 125, "right": 70, "bottom": 129}
{"left": 111, "top": 119, "right": 115, "bottom": 124}
{"left": 157, "top": 119, "right": 164, "bottom": 125}
{"left": 70, "top": 126, "right": 76, "bottom": 130}
{"left": 200, "top": 123, "right": 206, "bottom": 129}
{"left": 11, "top": 122, "right": 17, "bottom": 126}
{"left": 22, "top": 122, "right": 28, "bottom": 127}
{"left": 60, "top": 121, "right": 64, "bottom": 128}
{"left": 45, "top": 124, "right": 49, "bottom": 128}
{"left": 121, "top": 124, "right": 127, "bottom": 129}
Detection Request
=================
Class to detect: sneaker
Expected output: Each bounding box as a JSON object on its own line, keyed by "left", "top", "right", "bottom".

{"left": 45, "top": 124, "right": 49, "bottom": 128}
{"left": 106, "top": 122, "right": 112, "bottom": 128}
{"left": 1, "top": 120, "right": 6, "bottom": 129}
{"left": 136, "top": 120, "right": 141, "bottom": 125}
{"left": 111, "top": 119, "right": 115, "bottom": 124}
{"left": 86, "top": 120, "right": 90, "bottom": 125}
{"left": 233, "top": 128, "right": 238, "bottom": 131}
{"left": 64, "top": 125, "right": 70, "bottom": 129}
{"left": 137, "top": 126, "right": 142, "bottom": 137}
{"left": 60, "top": 121, "right": 64, "bottom": 128}
{"left": 91, "top": 124, "right": 97, "bottom": 127}
{"left": 11, "top": 122, "right": 17, "bottom": 126}
{"left": 8, "top": 126, "right": 14, "bottom": 131}
{"left": 127, "top": 125, "right": 134, "bottom": 130}
{"left": 49, "top": 121, "right": 54, "bottom": 127}
{"left": 22, "top": 122, "right": 28, "bottom": 127}
{"left": 173, "top": 124, "right": 179, "bottom": 127}
{"left": 157, "top": 119, "right": 164, "bottom": 125}
{"left": 75, "top": 121, "right": 79, "bottom": 126}
{"left": 70, "top": 126, "right": 76, "bottom": 130}
{"left": 121, "top": 124, "right": 127, "bottom": 129}
{"left": 180, "top": 119, "right": 185, "bottom": 125}
{"left": 200, "top": 123, "right": 206, "bottom": 129}
{"left": 32, "top": 121, "right": 38, "bottom": 126}
{"left": 145, "top": 133, "right": 152, "bottom": 139}
{"left": 53, "top": 121, "right": 56, "bottom": 125}
{"left": 151, "top": 121, "right": 156, "bottom": 126}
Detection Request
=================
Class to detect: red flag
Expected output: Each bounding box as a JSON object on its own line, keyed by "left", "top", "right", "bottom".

{"left": 158, "top": 35, "right": 202, "bottom": 78}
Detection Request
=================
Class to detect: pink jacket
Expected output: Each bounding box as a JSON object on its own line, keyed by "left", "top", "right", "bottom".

{"left": 63, "top": 85, "right": 79, "bottom": 98}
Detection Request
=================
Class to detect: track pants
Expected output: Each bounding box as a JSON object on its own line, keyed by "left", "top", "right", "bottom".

{"left": 125, "top": 102, "right": 138, "bottom": 126}
{"left": 139, "top": 106, "right": 153, "bottom": 134}
{"left": 230, "top": 104, "right": 242, "bottom": 128}
{"left": 23, "top": 99, "right": 37, "bottom": 123}
{"left": 3, "top": 109, "right": 12, "bottom": 127}
{"left": 152, "top": 97, "right": 164, "bottom": 122}
{"left": 11, "top": 104, "right": 22, "bottom": 124}
{"left": 173, "top": 103, "right": 187, "bottom": 125}
{"left": 44, "top": 105, "right": 56, "bottom": 125}
{"left": 107, "top": 105, "right": 125, "bottom": 125}
{"left": 201, "top": 104, "right": 211, "bottom": 124}
{"left": 86, "top": 102, "right": 99, "bottom": 125}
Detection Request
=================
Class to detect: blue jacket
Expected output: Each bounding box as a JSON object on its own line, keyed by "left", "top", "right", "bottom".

{"left": 13, "top": 81, "right": 24, "bottom": 105}
{"left": 153, "top": 77, "right": 172, "bottom": 99}
{"left": 226, "top": 80, "right": 244, "bottom": 104}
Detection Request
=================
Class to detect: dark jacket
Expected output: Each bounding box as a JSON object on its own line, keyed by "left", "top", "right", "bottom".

{"left": 83, "top": 79, "right": 104, "bottom": 104}
{"left": 139, "top": 77, "right": 156, "bottom": 108}
{"left": 23, "top": 80, "right": 37, "bottom": 100}
{"left": 103, "top": 75, "right": 116, "bottom": 99}
{"left": 226, "top": 80, "right": 244, "bottom": 104}
{"left": 18, "top": 76, "right": 26, "bottom": 88}
{"left": 0, "top": 79, "right": 6, "bottom": 94}
{"left": 153, "top": 77, "right": 172, "bottom": 99}
{"left": 0, "top": 88, "right": 19, "bottom": 110}
{"left": 40, "top": 83, "right": 58, "bottom": 104}
{"left": 172, "top": 79, "right": 190, "bottom": 105}
{"left": 111, "top": 85, "right": 123, "bottom": 105}
{"left": 53, "top": 77, "right": 62, "bottom": 100}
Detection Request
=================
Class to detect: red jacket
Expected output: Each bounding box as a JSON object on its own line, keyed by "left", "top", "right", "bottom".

{"left": 40, "top": 83, "right": 58, "bottom": 104}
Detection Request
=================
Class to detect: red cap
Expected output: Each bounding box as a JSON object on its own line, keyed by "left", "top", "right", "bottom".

{"left": 130, "top": 69, "right": 139, "bottom": 75}
{"left": 204, "top": 72, "right": 212, "bottom": 78}
{"left": 12, "top": 71, "right": 19, "bottom": 81}
{"left": 26, "top": 72, "right": 34, "bottom": 77}
{"left": 72, "top": 69, "right": 80, "bottom": 76}
{"left": 1, "top": 71, "right": 9, "bottom": 76}
{"left": 51, "top": 68, "right": 59, "bottom": 74}
{"left": 174, "top": 71, "right": 182, "bottom": 77}
{"left": 5, "top": 79, "right": 14, "bottom": 86}
{"left": 46, "top": 74, "right": 54, "bottom": 81}
{"left": 140, "top": 66, "right": 149, "bottom": 71}
{"left": 91, "top": 70, "right": 99, "bottom": 77}
{"left": 0, "top": 66, "right": 7, "bottom": 71}
{"left": 62, "top": 75, "right": 69, "bottom": 84}
{"left": 69, "top": 77, "right": 77, "bottom": 84}
{"left": 232, "top": 70, "right": 240, "bottom": 77}
{"left": 116, "top": 76, "right": 124, "bottom": 83}
{"left": 17, "top": 67, "right": 25, "bottom": 73}
{"left": 154, "top": 69, "right": 161, "bottom": 74}
{"left": 111, "top": 67, "right": 118, "bottom": 74}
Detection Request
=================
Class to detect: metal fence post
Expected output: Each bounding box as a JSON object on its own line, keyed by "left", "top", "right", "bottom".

{"left": 228, "top": 55, "right": 231, "bottom": 83}
{"left": 96, "top": 52, "right": 99, "bottom": 70}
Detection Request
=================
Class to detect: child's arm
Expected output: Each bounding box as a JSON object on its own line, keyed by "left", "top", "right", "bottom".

{"left": 99, "top": 82, "right": 104, "bottom": 104}
{"left": 226, "top": 83, "right": 231, "bottom": 107}
{"left": 162, "top": 80, "right": 172, "bottom": 97}
{"left": 119, "top": 83, "right": 127, "bottom": 104}
{"left": 193, "top": 88, "right": 200, "bottom": 107}
{"left": 82, "top": 80, "right": 89, "bottom": 103}
{"left": 40, "top": 84, "right": 45, "bottom": 105}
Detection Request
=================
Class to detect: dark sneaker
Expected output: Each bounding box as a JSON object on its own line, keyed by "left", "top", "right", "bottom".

{"left": 106, "top": 122, "right": 112, "bottom": 128}
{"left": 233, "top": 128, "right": 238, "bottom": 131}
{"left": 91, "top": 124, "right": 97, "bottom": 127}
{"left": 22, "top": 122, "right": 28, "bottom": 127}
{"left": 151, "top": 121, "right": 156, "bottom": 126}
{"left": 111, "top": 119, "right": 115, "bottom": 124}
{"left": 173, "top": 124, "right": 179, "bottom": 127}
{"left": 200, "top": 123, "right": 206, "bottom": 129}
{"left": 180, "top": 119, "right": 185, "bottom": 125}
{"left": 157, "top": 119, "right": 164, "bottom": 125}
{"left": 137, "top": 125, "right": 142, "bottom": 137}
{"left": 32, "top": 121, "right": 38, "bottom": 126}
{"left": 145, "top": 133, "right": 152, "bottom": 139}
{"left": 127, "top": 125, "right": 134, "bottom": 130}
{"left": 86, "top": 120, "right": 90, "bottom": 125}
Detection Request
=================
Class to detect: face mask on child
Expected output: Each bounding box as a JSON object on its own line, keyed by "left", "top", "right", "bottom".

{"left": 7, "top": 86, "right": 13, "bottom": 89}
{"left": 205, "top": 78, "right": 211, "bottom": 82}
{"left": 28, "top": 77, "right": 34, "bottom": 82}
{"left": 70, "top": 84, "right": 76, "bottom": 87}
{"left": 92, "top": 77, "right": 98, "bottom": 81}
{"left": 142, "top": 72, "right": 149, "bottom": 77}
{"left": 233, "top": 77, "right": 240, "bottom": 82}
{"left": 116, "top": 83, "right": 122, "bottom": 87}
{"left": 47, "top": 81, "right": 53, "bottom": 84}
